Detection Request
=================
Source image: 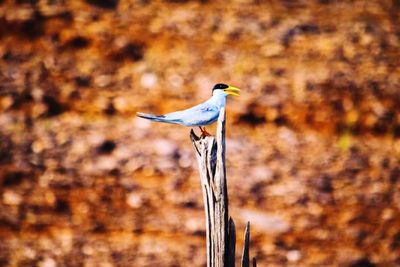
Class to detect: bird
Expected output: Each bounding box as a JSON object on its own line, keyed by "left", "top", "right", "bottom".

{"left": 136, "top": 83, "right": 240, "bottom": 136}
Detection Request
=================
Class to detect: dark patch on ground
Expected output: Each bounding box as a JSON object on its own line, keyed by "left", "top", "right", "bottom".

{"left": 64, "top": 36, "right": 91, "bottom": 49}
{"left": 282, "top": 23, "right": 320, "bottom": 47}
{"left": 237, "top": 103, "right": 266, "bottom": 126}
{"left": 0, "top": 135, "right": 13, "bottom": 165}
{"left": 350, "top": 258, "right": 376, "bottom": 267}
{"left": 21, "top": 12, "right": 45, "bottom": 39}
{"left": 104, "top": 101, "right": 116, "bottom": 116}
{"left": 85, "top": 0, "right": 119, "bottom": 9}
{"left": 2, "top": 171, "right": 25, "bottom": 186}
{"left": 97, "top": 140, "right": 117, "bottom": 154}
{"left": 43, "top": 95, "right": 66, "bottom": 117}
{"left": 108, "top": 42, "right": 145, "bottom": 62}
{"left": 16, "top": 0, "right": 38, "bottom": 4}
{"left": 54, "top": 199, "right": 71, "bottom": 214}
{"left": 75, "top": 76, "right": 91, "bottom": 87}
{"left": 238, "top": 112, "right": 266, "bottom": 126}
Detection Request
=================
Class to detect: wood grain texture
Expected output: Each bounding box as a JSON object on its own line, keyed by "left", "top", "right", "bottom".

{"left": 191, "top": 108, "right": 255, "bottom": 267}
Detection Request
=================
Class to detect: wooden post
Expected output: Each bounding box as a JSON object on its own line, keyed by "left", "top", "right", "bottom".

{"left": 190, "top": 108, "right": 256, "bottom": 267}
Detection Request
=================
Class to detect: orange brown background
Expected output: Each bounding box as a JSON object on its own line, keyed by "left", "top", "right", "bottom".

{"left": 0, "top": 0, "right": 399, "bottom": 266}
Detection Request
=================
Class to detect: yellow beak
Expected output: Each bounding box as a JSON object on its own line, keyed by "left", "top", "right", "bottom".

{"left": 224, "top": 86, "right": 240, "bottom": 96}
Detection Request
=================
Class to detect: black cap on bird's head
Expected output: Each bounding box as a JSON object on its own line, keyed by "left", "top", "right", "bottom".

{"left": 212, "top": 83, "right": 240, "bottom": 97}
{"left": 213, "top": 83, "right": 229, "bottom": 91}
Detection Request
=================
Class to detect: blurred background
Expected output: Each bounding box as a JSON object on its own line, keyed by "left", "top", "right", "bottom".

{"left": 0, "top": 0, "right": 399, "bottom": 266}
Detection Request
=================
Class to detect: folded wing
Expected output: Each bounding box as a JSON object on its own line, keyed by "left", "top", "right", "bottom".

{"left": 137, "top": 102, "right": 220, "bottom": 127}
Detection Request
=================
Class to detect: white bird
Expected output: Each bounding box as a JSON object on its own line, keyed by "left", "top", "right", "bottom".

{"left": 137, "top": 83, "right": 240, "bottom": 136}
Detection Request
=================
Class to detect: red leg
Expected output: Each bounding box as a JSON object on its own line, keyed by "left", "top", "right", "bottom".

{"left": 199, "top": 126, "right": 211, "bottom": 137}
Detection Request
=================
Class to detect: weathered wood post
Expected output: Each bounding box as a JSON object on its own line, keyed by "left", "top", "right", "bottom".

{"left": 190, "top": 107, "right": 256, "bottom": 267}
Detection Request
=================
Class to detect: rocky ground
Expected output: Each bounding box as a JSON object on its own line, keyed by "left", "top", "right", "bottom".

{"left": 0, "top": 0, "right": 399, "bottom": 266}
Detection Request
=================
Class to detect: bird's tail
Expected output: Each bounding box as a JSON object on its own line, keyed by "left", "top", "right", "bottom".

{"left": 136, "top": 112, "right": 176, "bottom": 124}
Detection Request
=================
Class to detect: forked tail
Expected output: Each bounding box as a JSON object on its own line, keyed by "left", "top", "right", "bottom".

{"left": 136, "top": 112, "right": 176, "bottom": 124}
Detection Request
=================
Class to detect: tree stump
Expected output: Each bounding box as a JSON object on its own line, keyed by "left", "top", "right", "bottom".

{"left": 190, "top": 107, "right": 256, "bottom": 267}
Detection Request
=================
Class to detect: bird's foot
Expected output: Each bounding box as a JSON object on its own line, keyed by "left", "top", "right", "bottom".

{"left": 199, "top": 126, "right": 211, "bottom": 138}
